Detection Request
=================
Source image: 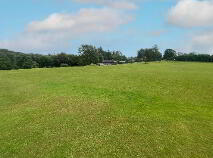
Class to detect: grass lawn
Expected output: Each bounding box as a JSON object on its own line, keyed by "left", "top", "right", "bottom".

{"left": 0, "top": 62, "right": 212, "bottom": 158}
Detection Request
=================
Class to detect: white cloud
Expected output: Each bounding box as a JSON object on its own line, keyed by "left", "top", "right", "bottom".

{"left": 28, "top": 8, "right": 131, "bottom": 33}
{"left": 0, "top": 8, "right": 132, "bottom": 52}
{"left": 187, "top": 30, "right": 213, "bottom": 53}
{"left": 75, "top": 0, "right": 137, "bottom": 10}
{"left": 168, "top": 0, "right": 213, "bottom": 27}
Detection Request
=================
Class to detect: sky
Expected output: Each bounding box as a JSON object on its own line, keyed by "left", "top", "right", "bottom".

{"left": 1, "top": 0, "right": 213, "bottom": 56}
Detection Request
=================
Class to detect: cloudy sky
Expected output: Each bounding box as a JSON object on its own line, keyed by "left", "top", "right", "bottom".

{"left": 1, "top": 0, "right": 213, "bottom": 56}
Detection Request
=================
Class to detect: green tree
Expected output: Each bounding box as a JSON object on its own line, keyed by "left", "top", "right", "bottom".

{"left": 112, "top": 51, "right": 127, "bottom": 61}
{"left": 0, "top": 54, "right": 13, "bottom": 70}
{"left": 78, "top": 45, "right": 100, "bottom": 65}
{"left": 137, "top": 45, "right": 162, "bottom": 62}
{"left": 16, "top": 54, "right": 33, "bottom": 69}
{"left": 163, "top": 49, "right": 177, "bottom": 60}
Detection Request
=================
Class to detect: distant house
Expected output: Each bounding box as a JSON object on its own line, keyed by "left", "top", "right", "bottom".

{"left": 102, "top": 60, "right": 118, "bottom": 65}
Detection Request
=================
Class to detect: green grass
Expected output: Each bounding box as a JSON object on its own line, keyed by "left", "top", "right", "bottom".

{"left": 0, "top": 62, "right": 212, "bottom": 158}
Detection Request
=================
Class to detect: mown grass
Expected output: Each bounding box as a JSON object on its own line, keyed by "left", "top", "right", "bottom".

{"left": 0, "top": 62, "right": 212, "bottom": 158}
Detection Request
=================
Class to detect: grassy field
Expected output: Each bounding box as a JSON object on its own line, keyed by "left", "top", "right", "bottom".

{"left": 0, "top": 62, "right": 212, "bottom": 158}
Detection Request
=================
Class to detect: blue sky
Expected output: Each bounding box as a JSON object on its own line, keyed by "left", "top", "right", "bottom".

{"left": 1, "top": 0, "right": 213, "bottom": 56}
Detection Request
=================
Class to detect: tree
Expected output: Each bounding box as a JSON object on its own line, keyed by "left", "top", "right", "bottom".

{"left": 96, "top": 47, "right": 104, "bottom": 62}
{"left": 0, "top": 53, "right": 13, "bottom": 70}
{"left": 111, "top": 51, "right": 127, "bottom": 61}
{"left": 16, "top": 54, "right": 33, "bottom": 69}
{"left": 78, "top": 45, "right": 100, "bottom": 65}
{"left": 0, "top": 49, "right": 18, "bottom": 70}
{"left": 67, "top": 54, "right": 80, "bottom": 66}
{"left": 103, "top": 50, "right": 112, "bottom": 60}
{"left": 175, "top": 53, "right": 212, "bottom": 62}
{"left": 137, "top": 45, "right": 162, "bottom": 62}
{"left": 163, "top": 49, "right": 177, "bottom": 60}
{"left": 36, "top": 55, "right": 53, "bottom": 68}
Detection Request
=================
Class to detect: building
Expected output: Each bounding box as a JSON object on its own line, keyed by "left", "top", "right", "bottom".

{"left": 102, "top": 60, "right": 118, "bottom": 65}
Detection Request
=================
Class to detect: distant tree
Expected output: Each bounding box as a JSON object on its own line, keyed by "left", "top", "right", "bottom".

{"left": 32, "top": 61, "right": 39, "bottom": 68}
{"left": 1, "top": 46, "right": 213, "bottom": 71}
{"left": 78, "top": 45, "right": 100, "bottom": 65}
{"left": 111, "top": 51, "right": 127, "bottom": 61}
{"left": 137, "top": 45, "right": 162, "bottom": 62}
{"left": 57, "top": 53, "right": 69, "bottom": 65}
{"left": 102, "top": 50, "right": 113, "bottom": 60}
{"left": 0, "top": 49, "right": 18, "bottom": 70}
{"left": 163, "top": 49, "right": 177, "bottom": 60}
{"left": 197, "top": 54, "right": 212, "bottom": 62}
{"left": 0, "top": 53, "right": 13, "bottom": 70}
{"left": 67, "top": 54, "right": 80, "bottom": 66}
{"left": 37, "top": 55, "right": 53, "bottom": 68}
{"left": 78, "top": 45, "right": 127, "bottom": 64}
{"left": 175, "top": 52, "right": 213, "bottom": 62}
{"left": 16, "top": 54, "right": 33, "bottom": 69}
{"left": 96, "top": 47, "right": 104, "bottom": 62}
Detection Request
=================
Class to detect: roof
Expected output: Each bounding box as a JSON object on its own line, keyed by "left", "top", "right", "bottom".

{"left": 103, "top": 60, "right": 117, "bottom": 63}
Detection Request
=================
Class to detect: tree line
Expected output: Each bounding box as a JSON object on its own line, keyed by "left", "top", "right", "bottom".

{"left": 0, "top": 45, "right": 127, "bottom": 70}
{"left": 136, "top": 46, "right": 213, "bottom": 62}
{"left": 0, "top": 45, "right": 213, "bottom": 70}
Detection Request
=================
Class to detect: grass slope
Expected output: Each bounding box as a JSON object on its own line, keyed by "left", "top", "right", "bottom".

{"left": 0, "top": 62, "right": 213, "bottom": 158}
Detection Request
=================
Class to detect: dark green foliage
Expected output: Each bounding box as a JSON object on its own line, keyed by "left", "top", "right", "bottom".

{"left": 97, "top": 47, "right": 126, "bottom": 62}
{"left": 78, "top": 45, "right": 127, "bottom": 65}
{"left": 67, "top": 54, "right": 81, "bottom": 66}
{"left": 0, "top": 45, "right": 127, "bottom": 70}
{"left": 137, "top": 45, "right": 162, "bottom": 62}
{"left": 101, "top": 50, "right": 112, "bottom": 60}
{"left": 111, "top": 51, "right": 127, "bottom": 61}
{"left": 1, "top": 50, "right": 26, "bottom": 70}
{"left": 96, "top": 47, "right": 105, "bottom": 62}
{"left": 52, "top": 53, "right": 66, "bottom": 67}
{"left": 1, "top": 45, "right": 212, "bottom": 70}
{"left": 32, "top": 61, "right": 39, "bottom": 68}
{"left": 0, "top": 52, "right": 14, "bottom": 70}
{"left": 175, "top": 53, "right": 213, "bottom": 62}
{"left": 78, "top": 45, "right": 101, "bottom": 65}
{"left": 163, "top": 49, "right": 177, "bottom": 60}
{"left": 16, "top": 54, "right": 33, "bottom": 69}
